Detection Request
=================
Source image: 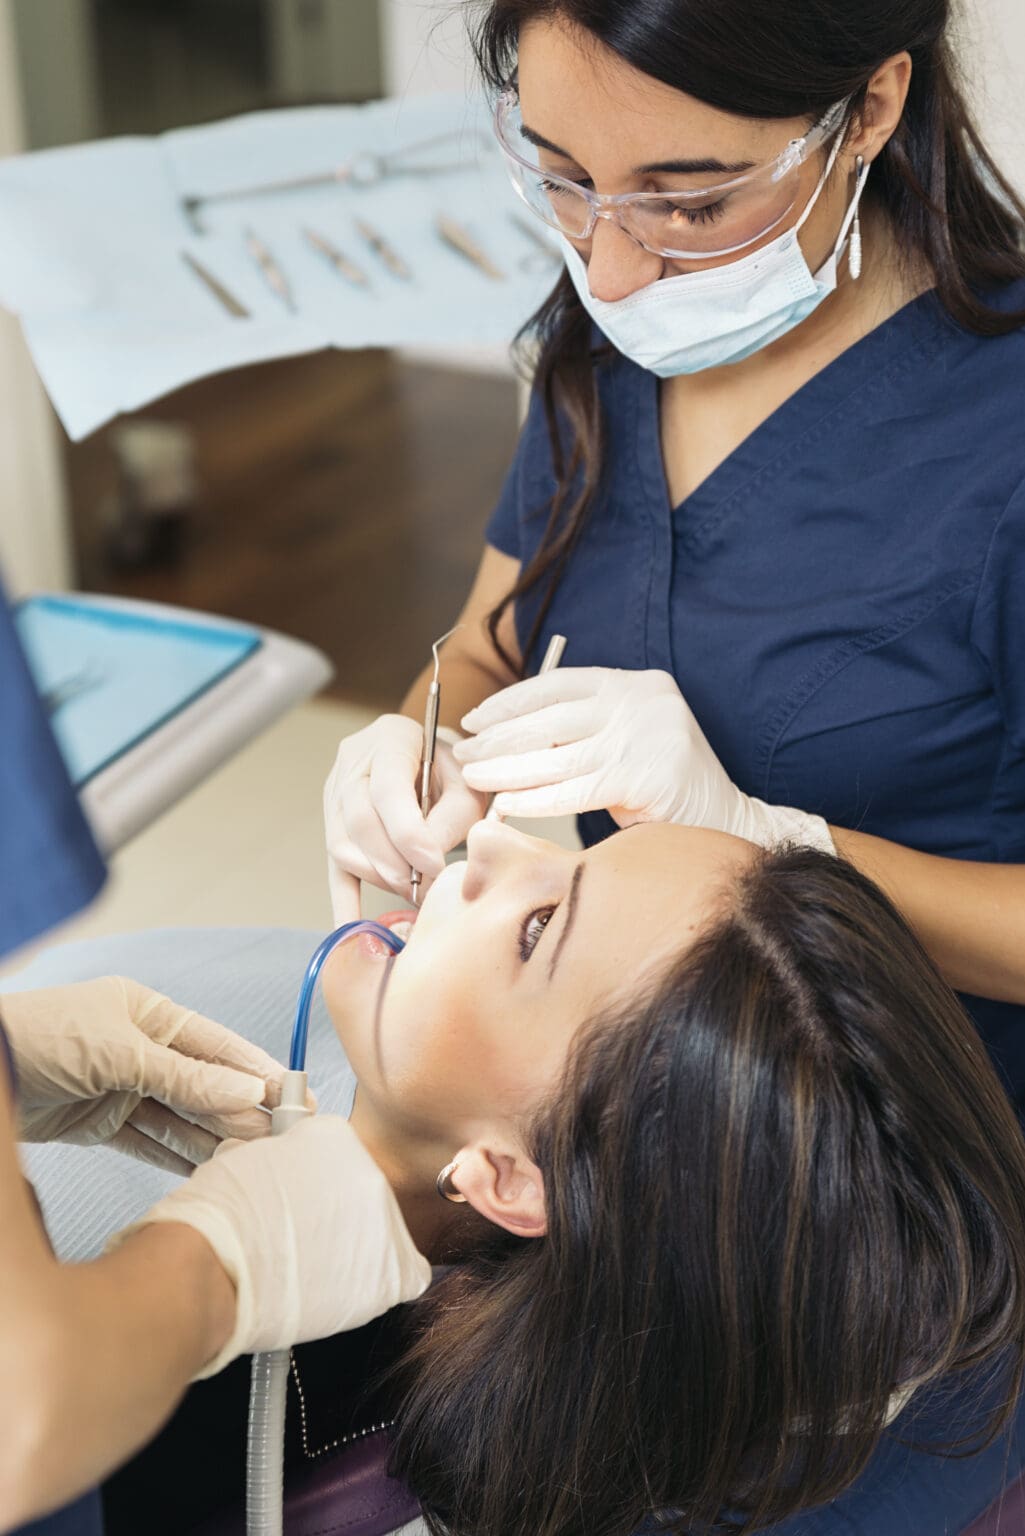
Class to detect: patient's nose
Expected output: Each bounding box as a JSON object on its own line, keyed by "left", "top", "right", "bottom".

{"left": 461, "top": 819, "right": 543, "bottom": 900}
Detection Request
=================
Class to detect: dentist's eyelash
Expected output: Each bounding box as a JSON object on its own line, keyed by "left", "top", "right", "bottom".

{"left": 519, "top": 905, "right": 557, "bottom": 962}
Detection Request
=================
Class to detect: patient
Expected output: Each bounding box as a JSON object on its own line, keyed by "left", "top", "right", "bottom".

{"left": 103, "top": 819, "right": 1025, "bottom": 1536}
{"left": 316, "top": 819, "right": 1025, "bottom": 1535}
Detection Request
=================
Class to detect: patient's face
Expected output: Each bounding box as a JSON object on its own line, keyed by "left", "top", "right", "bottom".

{"left": 323, "top": 820, "right": 755, "bottom": 1150}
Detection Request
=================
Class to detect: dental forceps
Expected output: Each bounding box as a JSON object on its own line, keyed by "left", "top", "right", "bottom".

{"left": 181, "top": 129, "right": 494, "bottom": 233}
{"left": 485, "top": 633, "right": 567, "bottom": 822}
{"left": 410, "top": 625, "right": 462, "bottom": 907}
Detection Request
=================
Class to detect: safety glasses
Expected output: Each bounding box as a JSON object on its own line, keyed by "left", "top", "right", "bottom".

{"left": 493, "top": 88, "right": 851, "bottom": 261}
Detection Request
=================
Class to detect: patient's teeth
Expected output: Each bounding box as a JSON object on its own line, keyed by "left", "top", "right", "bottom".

{"left": 390, "top": 920, "right": 413, "bottom": 942}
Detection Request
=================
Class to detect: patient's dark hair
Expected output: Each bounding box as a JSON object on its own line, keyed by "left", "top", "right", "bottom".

{"left": 473, "top": 0, "right": 1025, "bottom": 669}
{"left": 391, "top": 848, "right": 1025, "bottom": 1535}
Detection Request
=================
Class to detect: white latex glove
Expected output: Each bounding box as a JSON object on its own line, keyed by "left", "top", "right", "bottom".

{"left": 324, "top": 712, "right": 486, "bottom": 923}
{"left": 113, "top": 1114, "right": 432, "bottom": 1376}
{"left": 1, "top": 977, "right": 291, "bottom": 1175}
{"left": 456, "top": 667, "right": 835, "bottom": 853}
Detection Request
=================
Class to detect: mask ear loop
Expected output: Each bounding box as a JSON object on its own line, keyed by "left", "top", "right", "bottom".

{"left": 794, "top": 127, "right": 847, "bottom": 236}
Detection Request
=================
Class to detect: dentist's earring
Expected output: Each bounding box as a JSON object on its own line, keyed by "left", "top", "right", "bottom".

{"left": 436, "top": 1160, "right": 468, "bottom": 1203}
{"left": 850, "top": 156, "right": 865, "bottom": 280}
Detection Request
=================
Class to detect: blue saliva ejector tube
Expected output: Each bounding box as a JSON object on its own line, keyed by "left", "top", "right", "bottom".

{"left": 268, "top": 920, "right": 407, "bottom": 1133}
{"left": 288, "top": 920, "right": 406, "bottom": 1072}
{"left": 247, "top": 918, "right": 407, "bottom": 1536}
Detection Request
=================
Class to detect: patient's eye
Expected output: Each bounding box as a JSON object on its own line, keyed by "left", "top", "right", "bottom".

{"left": 519, "top": 906, "right": 556, "bottom": 962}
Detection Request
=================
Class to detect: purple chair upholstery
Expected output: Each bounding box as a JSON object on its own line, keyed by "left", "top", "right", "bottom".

{"left": 961, "top": 1470, "right": 1025, "bottom": 1536}
{"left": 283, "top": 1430, "right": 420, "bottom": 1536}
{"left": 204, "top": 1429, "right": 420, "bottom": 1536}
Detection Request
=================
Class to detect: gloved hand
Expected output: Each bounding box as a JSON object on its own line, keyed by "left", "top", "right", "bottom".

{"left": 455, "top": 667, "right": 835, "bottom": 852}
{"left": 1, "top": 977, "right": 290, "bottom": 1175}
{"left": 324, "top": 712, "right": 486, "bottom": 923}
{"left": 113, "top": 1114, "right": 432, "bottom": 1375}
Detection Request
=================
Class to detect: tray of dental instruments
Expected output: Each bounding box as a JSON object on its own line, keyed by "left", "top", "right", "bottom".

{"left": 0, "top": 93, "right": 562, "bottom": 441}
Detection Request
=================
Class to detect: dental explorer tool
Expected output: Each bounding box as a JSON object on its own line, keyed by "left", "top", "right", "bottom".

{"left": 302, "top": 226, "right": 370, "bottom": 287}
{"left": 485, "top": 633, "right": 567, "bottom": 822}
{"left": 435, "top": 215, "right": 506, "bottom": 281}
{"left": 410, "top": 625, "right": 462, "bottom": 908}
{"left": 245, "top": 227, "right": 296, "bottom": 313}
{"left": 181, "top": 249, "right": 250, "bottom": 317}
{"left": 355, "top": 219, "right": 412, "bottom": 281}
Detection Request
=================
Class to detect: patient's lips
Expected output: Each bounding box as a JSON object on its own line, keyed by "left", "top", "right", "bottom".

{"left": 358, "top": 909, "right": 418, "bottom": 958}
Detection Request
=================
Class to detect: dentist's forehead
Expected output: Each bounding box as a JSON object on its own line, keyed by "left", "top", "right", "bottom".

{"left": 516, "top": 15, "right": 797, "bottom": 160}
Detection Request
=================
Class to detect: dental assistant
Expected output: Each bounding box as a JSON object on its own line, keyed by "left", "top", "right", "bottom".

{"left": 0, "top": 584, "right": 430, "bottom": 1536}
{"left": 326, "top": 0, "right": 1025, "bottom": 1107}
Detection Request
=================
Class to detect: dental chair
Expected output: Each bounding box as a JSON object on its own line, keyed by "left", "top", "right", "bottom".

{"left": 9, "top": 926, "right": 1025, "bottom": 1536}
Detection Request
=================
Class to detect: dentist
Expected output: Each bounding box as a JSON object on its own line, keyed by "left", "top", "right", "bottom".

{"left": 326, "top": 0, "right": 1025, "bottom": 1108}
{"left": 0, "top": 587, "right": 429, "bottom": 1536}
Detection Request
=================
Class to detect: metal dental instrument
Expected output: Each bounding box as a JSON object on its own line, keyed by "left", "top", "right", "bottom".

{"left": 410, "top": 625, "right": 462, "bottom": 908}
{"left": 435, "top": 215, "right": 505, "bottom": 280}
{"left": 302, "top": 227, "right": 370, "bottom": 287}
{"left": 180, "top": 129, "right": 493, "bottom": 231}
{"left": 244, "top": 227, "right": 296, "bottom": 312}
{"left": 355, "top": 219, "right": 412, "bottom": 281}
{"left": 485, "top": 633, "right": 568, "bottom": 822}
{"left": 181, "top": 250, "right": 250, "bottom": 317}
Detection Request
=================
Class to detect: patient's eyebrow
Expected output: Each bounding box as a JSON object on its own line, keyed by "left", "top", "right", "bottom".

{"left": 548, "top": 862, "right": 584, "bottom": 981}
{"left": 520, "top": 123, "right": 754, "bottom": 177}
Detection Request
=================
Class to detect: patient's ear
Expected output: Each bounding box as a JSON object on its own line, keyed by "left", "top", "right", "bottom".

{"left": 449, "top": 1141, "right": 547, "bottom": 1238}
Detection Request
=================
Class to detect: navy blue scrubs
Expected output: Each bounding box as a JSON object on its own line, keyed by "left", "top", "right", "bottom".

{"left": 488, "top": 282, "right": 1025, "bottom": 1532}
{"left": 488, "top": 281, "right": 1025, "bottom": 1111}
{"left": 0, "top": 584, "right": 106, "bottom": 956}
{"left": 1, "top": 578, "right": 107, "bottom": 1536}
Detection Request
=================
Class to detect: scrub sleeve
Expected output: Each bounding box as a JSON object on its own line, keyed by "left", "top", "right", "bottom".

{"left": 1, "top": 581, "right": 107, "bottom": 1536}
{"left": 486, "top": 285, "right": 1025, "bottom": 1531}
{"left": 0, "top": 580, "right": 106, "bottom": 956}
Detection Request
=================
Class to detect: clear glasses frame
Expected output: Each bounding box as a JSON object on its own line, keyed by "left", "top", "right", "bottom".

{"left": 493, "top": 88, "right": 851, "bottom": 261}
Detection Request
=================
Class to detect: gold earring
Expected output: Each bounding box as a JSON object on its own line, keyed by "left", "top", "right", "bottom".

{"left": 436, "top": 1160, "right": 468, "bottom": 1203}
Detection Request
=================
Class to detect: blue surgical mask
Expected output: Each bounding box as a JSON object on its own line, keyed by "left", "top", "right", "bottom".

{"left": 560, "top": 145, "right": 870, "bottom": 377}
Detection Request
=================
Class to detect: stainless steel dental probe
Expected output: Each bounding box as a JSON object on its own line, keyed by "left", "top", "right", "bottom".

{"left": 410, "top": 625, "right": 462, "bottom": 907}
{"left": 485, "top": 633, "right": 568, "bottom": 822}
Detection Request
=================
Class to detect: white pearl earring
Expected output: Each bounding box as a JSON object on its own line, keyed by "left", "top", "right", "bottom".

{"left": 849, "top": 155, "right": 865, "bottom": 281}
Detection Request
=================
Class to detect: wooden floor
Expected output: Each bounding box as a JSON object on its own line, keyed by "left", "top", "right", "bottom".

{"left": 65, "top": 349, "right": 520, "bottom": 709}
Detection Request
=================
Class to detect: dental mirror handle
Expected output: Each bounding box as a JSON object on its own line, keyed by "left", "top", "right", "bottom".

{"left": 419, "top": 684, "right": 440, "bottom": 810}
{"left": 410, "top": 682, "right": 440, "bottom": 905}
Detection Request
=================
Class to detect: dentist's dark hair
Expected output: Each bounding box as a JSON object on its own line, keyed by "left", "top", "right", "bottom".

{"left": 391, "top": 847, "right": 1025, "bottom": 1535}
{"left": 474, "top": 0, "right": 1025, "bottom": 670}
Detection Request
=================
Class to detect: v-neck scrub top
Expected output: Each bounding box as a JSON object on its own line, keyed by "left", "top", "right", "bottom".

{"left": 486, "top": 281, "right": 1025, "bottom": 1108}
